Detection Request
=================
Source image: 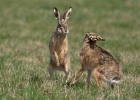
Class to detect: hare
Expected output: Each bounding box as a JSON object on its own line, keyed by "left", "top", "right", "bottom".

{"left": 70, "top": 32, "right": 123, "bottom": 88}
{"left": 48, "top": 7, "right": 72, "bottom": 83}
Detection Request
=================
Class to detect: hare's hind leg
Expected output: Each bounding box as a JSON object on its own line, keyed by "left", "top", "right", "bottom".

{"left": 48, "top": 65, "right": 54, "bottom": 78}
{"left": 64, "top": 68, "right": 70, "bottom": 83}
{"left": 63, "top": 58, "right": 70, "bottom": 83}
{"left": 93, "top": 68, "right": 102, "bottom": 88}
{"left": 48, "top": 60, "right": 56, "bottom": 78}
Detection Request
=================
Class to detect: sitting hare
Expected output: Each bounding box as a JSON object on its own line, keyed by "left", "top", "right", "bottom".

{"left": 48, "top": 7, "right": 72, "bottom": 83}
{"left": 70, "top": 32, "right": 123, "bottom": 88}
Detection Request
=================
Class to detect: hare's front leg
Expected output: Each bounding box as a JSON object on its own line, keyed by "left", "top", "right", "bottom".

{"left": 70, "top": 68, "right": 85, "bottom": 86}
{"left": 87, "top": 69, "right": 92, "bottom": 84}
{"left": 59, "top": 51, "right": 65, "bottom": 64}
{"left": 52, "top": 51, "right": 60, "bottom": 66}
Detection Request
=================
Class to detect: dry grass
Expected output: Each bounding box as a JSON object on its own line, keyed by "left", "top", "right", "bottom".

{"left": 0, "top": 0, "right": 140, "bottom": 100}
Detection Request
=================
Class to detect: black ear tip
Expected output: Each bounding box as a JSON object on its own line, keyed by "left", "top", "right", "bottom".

{"left": 101, "top": 38, "right": 105, "bottom": 41}
{"left": 53, "top": 7, "right": 57, "bottom": 10}
{"left": 70, "top": 6, "right": 72, "bottom": 8}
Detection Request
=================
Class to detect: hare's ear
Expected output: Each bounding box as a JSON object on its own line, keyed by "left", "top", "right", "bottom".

{"left": 54, "top": 7, "right": 61, "bottom": 19}
{"left": 84, "top": 32, "right": 90, "bottom": 42}
{"left": 63, "top": 7, "right": 72, "bottom": 20}
{"left": 97, "top": 35, "right": 105, "bottom": 41}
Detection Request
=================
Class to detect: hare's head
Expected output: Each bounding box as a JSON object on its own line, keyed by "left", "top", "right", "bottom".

{"left": 54, "top": 7, "right": 72, "bottom": 34}
{"left": 84, "top": 32, "right": 105, "bottom": 43}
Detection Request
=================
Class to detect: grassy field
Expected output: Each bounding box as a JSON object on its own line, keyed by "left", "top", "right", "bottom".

{"left": 0, "top": 0, "right": 140, "bottom": 100}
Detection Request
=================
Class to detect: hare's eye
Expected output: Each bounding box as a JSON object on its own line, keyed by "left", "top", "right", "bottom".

{"left": 58, "top": 24, "right": 62, "bottom": 27}
{"left": 90, "top": 36, "right": 93, "bottom": 39}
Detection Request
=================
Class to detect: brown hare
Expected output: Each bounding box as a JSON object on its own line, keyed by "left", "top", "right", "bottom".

{"left": 70, "top": 32, "right": 123, "bottom": 88}
{"left": 48, "top": 7, "right": 72, "bottom": 83}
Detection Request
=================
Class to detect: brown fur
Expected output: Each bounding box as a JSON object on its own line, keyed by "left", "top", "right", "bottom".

{"left": 48, "top": 7, "right": 72, "bottom": 83}
{"left": 70, "top": 32, "right": 123, "bottom": 88}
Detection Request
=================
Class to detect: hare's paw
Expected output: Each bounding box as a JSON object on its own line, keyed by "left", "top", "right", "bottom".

{"left": 56, "top": 61, "right": 60, "bottom": 66}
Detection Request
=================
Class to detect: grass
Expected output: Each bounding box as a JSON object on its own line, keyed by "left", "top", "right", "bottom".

{"left": 0, "top": 0, "right": 140, "bottom": 100}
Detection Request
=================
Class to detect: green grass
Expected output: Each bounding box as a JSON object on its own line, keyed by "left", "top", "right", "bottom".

{"left": 0, "top": 0, "right": 140, "bottom": 100}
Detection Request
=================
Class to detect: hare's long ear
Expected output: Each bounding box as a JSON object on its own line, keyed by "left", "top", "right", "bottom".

{"left": 54, "top": 7, "right": 61, "bottom": 19}
{"left": 84, "top": 32, "right": 90, "bottom": 42}
{"left": 63, "top": 7, "right": 72, "bottom": 20}
{"left": 97, "top": 35, "right": 105, "bottom": 41}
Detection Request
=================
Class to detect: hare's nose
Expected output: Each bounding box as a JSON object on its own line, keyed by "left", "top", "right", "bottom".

{"left": 65, "top": 30, "right": 69, "bottom": 33}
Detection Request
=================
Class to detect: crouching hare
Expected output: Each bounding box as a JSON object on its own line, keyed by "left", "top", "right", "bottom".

{"left": 48, "top": 7, "right": 72, "bottom": 83}
{"left": 70, "top": 32, "right": 123, "bottom": 88}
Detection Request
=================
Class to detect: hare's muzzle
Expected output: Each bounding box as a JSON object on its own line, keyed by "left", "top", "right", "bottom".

{"left": 65, "top": 30, "right": 69, "bottom": 34}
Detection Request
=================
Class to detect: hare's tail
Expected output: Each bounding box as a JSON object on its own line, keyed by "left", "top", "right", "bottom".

{"left": 101, "top": 75, "right": 121, "bottom": 84}
{"left": 109, "top": 76, "right": 120, "bottom": 84}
